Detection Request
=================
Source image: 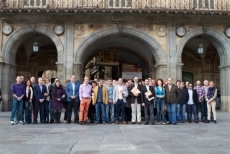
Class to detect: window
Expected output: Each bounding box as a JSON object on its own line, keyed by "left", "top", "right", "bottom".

{"left": 108, "top": 0, "right": 133, "bottom": 8}
{"left": 23, "top": 0, "right": 47, "bottom": 8}
{"left": 194, "top": 0, "right": 215, "bottom": 10}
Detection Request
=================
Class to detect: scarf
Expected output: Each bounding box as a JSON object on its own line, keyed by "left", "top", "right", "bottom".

{"left": 207, "top": 87, "right": 215, "bottom": 100}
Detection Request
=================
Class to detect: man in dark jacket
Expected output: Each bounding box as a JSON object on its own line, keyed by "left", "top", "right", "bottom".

{"left": 187, "top": 84, "right": 199, "bottom": 123}
{"left": 165, "top": 78, "right": 179, "bottom": 125}
{"left": 33, "top": 77, "right": 48, "bottom": 124}
{"left": 141, "top": 79, "right": 156, "bottom": 125}
{"left": 177, "top": 82, "right": 189, "bottom": 123}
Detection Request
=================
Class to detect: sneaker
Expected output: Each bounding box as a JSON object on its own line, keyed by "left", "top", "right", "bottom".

{"left": 10, "top": 121, "right": 14, "bottom": 125}
{"left": 14, "top": 120, "right": 18, "bottom": 124}
{"left": 18, "top": 121, "right": 24, "bottom": 125}
{"left": 162, "top": 122, "right": 166, "bottom": 125}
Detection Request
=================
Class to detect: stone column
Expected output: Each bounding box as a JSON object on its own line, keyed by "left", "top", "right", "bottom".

{"left": 167, "top": 26, "right": 177, "bottom": 80}
{"left": 176, "top": 63, "right": 184, "bottom": 81}
{"left": 64, "top": 22, "right": 74, "bottom": 80}
{"left": 155, "top": 63, "right": 168, "bottom": 81}
{"left": 73, "top": 63, "right": 83, "bottom": 82}
{"left": 1, "top": 63, "right": 16, "bottom": 111}
{"left": 56, "top": 62, "right": 64, "bottom": 83}
{"left": 219, "top": 65, "right": 230, "bottom": 112}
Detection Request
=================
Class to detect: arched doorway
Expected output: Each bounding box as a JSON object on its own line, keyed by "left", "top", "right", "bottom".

{"left": 0, "top": 25, "right": 64, "bottom": 111}
{"left": 16, "top": 33, "right": 58, "bottom": 79}
{"left": 74, "top": 26, "right": 167, "bottom": 81}
{"left": 177, "top": 28, "right": 230, "bottom": 111}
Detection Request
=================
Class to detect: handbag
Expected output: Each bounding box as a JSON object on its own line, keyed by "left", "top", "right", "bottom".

{"left": 0, "top": 96, "right": 2, "bottom": 102}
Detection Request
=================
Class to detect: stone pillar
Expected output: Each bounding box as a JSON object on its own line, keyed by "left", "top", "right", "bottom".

{"left": 1, "top": 63, "right": 16, "bottom": 111}
{"left": 73, "top": 63, "right": 83, "bottom": 82}
{"left": 167, "top": 26, "right": 177, "bottom": 80}
{"left": 56, "top": 62, "right": 64, "bottom": 83}
{"left": 64, "top": 22, "right": 74, "bottom": 80}
{"left": 219, "top": 65, "right": 230, "bottom": 111}
{"left": 176, "top": 63, "right": 184, "bottom": 81}
{"left": 155, "top": 63, "right": 168, "bottom": 81}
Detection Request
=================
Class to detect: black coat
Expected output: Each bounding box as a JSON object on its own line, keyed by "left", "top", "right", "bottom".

{"left": 128, "top": 84, "right": 142, "bottom": 104}
{"left": 177, "top": 88, "right": 189, "bottom": 104}
{"left": 187, "top": 89, "right": 199, "bottom": 104}
{"left": 141, "top": 86, "right": 156, "bottom": 104}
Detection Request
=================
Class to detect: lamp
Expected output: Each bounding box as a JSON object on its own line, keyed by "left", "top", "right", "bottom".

{"left": 33, "top": 42, "right": 39, "bottom": 52}
{"left": 197, "top": 44, "right": 204, "bottom": 54}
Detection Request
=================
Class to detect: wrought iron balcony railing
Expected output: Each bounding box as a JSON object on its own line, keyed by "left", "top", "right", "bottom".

{"left": 1, "top": 0, "right": 230, "bottom": 12}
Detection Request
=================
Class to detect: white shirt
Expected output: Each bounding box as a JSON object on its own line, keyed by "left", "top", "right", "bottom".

{"left": 72, "top": 82, "right": 75, "bottom": 95}
{"left": 146, "top": 85, "right": 149, "bottom": 91}
{"left": 118, "top": 85, "right": 123, "bottom": 99}
{"left": 187, "top": 89, "right": 194, "bottom": 105}
{"left": 134, "top": 83, "right": 138, "bottom": 88}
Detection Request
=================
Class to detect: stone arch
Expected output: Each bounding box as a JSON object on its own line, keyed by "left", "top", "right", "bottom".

{"left": 177, "top": 27, "right": 230, "bottom": 111}
{"left": 177, "top": 27, "right": 230, "bottom": 66}
{"left": 74, "top": 26, "right": 167, "bottom": 66}
{"left": 2, "top": 25, "right": 64, "bottom": 64}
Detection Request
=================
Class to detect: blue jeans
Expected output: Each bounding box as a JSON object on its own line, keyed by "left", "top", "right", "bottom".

{"left": 49, "top": 100, "right": 53, "bottom": 119}
{"left": 106, "top": 103, "right": 115, "bottom": 123}
{"left": 95, "top": 102, "right": 106, "bottom": 122}
{"left": 155, "top": 98, "right": 165, "bottom": 122}
{"left": 177, "top": 104, "right": 186, "bottom": 122}
{"left": 10, "top": 98, "right": 23, "bottom": 121}
{"left": 167, "top": 103, "right": 177, "bottom": 123}
{"left": 115, "top": 99, "right": 126, "bottom": 121}
{"left": 25, "top": 107, "right": 32, "bottom": 124}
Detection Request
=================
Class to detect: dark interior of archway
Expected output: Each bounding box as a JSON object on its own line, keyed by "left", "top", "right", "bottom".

{"left": 182, "top": 37, "right": 220, "bottom": 87}
{"left": 16, "top": 33, "right": 57, "bottom": 80}
{"left": 84, "top": 46, "right": 151, "bottom": 80}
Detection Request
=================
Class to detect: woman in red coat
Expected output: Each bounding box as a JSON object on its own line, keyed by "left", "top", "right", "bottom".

{"left": 51, "top": 80, "right": 66, "bottom": 124}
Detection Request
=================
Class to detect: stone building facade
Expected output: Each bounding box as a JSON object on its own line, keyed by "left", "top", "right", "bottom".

{"left": 0, "top": 0, "right": 230, "bottom": 112}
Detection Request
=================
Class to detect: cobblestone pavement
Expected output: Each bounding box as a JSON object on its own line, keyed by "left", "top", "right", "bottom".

{"left": 0, "top": 111, "right": 229, "bottom": 154}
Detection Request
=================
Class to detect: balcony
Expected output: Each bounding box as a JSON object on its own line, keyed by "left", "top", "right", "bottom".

{"left": 0, "top": 0, "right": 230, "bottom": 13}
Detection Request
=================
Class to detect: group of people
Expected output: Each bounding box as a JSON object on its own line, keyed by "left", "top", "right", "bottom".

{"left": 9, "top": 75, "right": 219, "bottom": 125}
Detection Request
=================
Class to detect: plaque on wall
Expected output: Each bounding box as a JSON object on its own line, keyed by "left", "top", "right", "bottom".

{"left": 2, "top": 24, "right": 13, "bottom": 35}
{"left": 224, "top": 28, "right": 230, "bottom": 38}
{"left": 176, "top": 27, "right": 187, "bottom": 37}
{"left": 54, "top": 25, "right": 64, "bottom": 35}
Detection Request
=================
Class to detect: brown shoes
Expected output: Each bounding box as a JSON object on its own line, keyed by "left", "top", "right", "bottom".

{"left": 123, "top": 121, "right": 127, "bottom": 124}
{"left": 115, "top": 121, "right": 119, "bottom": 124}
{"left": 137, "top": 122, "right": 141, "bottom": 125}
{"left": 128, "top": 121, "right": 132, "bottom": 124}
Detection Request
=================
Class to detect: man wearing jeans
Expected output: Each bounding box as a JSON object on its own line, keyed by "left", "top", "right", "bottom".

{"left": 165, "top": 78, "right": 179, "bottom": 125}
{"left": 10, "top": 76, "right": 25, "bottom": 125}
{"left": 113, "top": 78, "right": 128, "bottom": 124}
{"left": 129, "top": 77, "right": 142, "bottom": 124}
{"left": 187, "top": 84, "right": 199, "bottom": 123}
{"left": 92, "top": 79, "right": 108, "bottom": 124}
{"left": 106, "top": 78, "right": 114, "bottom": 124}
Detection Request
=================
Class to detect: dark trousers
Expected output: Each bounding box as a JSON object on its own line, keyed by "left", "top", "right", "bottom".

{"left": 25, "top": 108, "right": 32, "bottom": 124}
{"left": 89, "top": 103, "right": 95, "bottom": 123}
{"left": 115, "top": 99, "right": 126, "bottom": 121}
{"left": 67, "top": 99, "right": 80, "bottom": 122}
{"left": 125, "top": 107, "right": 131, "bottom": 122}
{"left": 196, "top": 102, "right": 204, "bottom": 121}
{"left": 144, "top": 102, "right": 154, "bottom": 123}
{"left": 187, "top": 104, "right": 198, "bottom": 121}
{"left": 34, "top": 101, "right": 45, "bottom": 122}
{"left": 203, "top": 100, "right": 208, "bottom": 120}
{"left": 44, "top": 100, "right": 49, "bottom": 121}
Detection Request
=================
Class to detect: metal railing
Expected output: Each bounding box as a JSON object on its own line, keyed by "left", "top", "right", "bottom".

{"left": 1, "top": 0, "right": 230, "bottom": 11}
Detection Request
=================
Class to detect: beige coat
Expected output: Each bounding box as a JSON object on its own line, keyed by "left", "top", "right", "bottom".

{"left": 92, "top": 86, "right": 108, "bottom": 105}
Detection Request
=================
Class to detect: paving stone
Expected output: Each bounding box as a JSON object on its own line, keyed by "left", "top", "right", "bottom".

{"left": 0, "top": 111, "right": 229, "bottom": 154}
